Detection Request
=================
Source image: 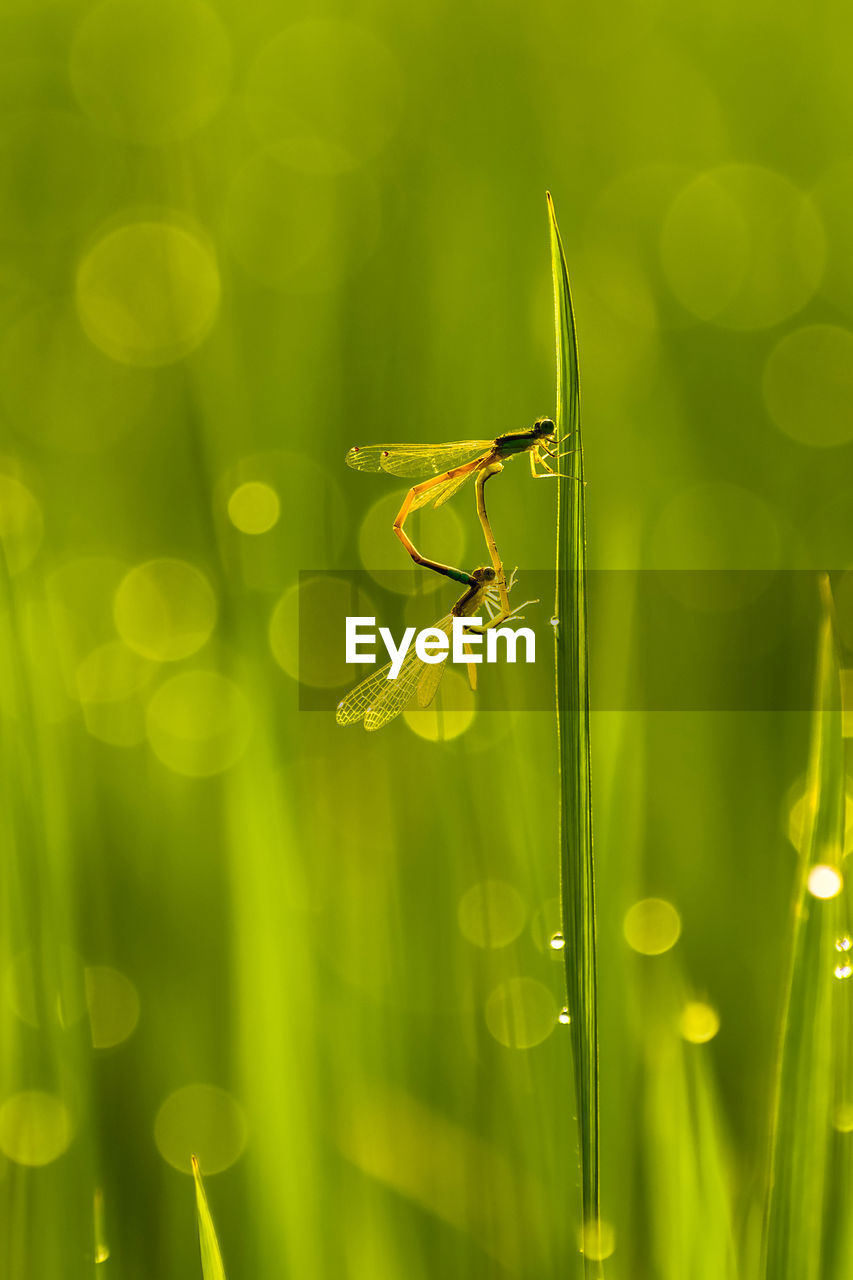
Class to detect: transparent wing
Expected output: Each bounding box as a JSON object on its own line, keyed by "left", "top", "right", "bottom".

{"left": 432, "top": 470, "right": 475, "bottom": 510}
{"left": 345, "top": 440, "right": 491, "bottom": 478}
{"left": 335, "top": 660, "right": 395, "bottom": 726}
{"left": 364, "top": 653, "right": 427, "bottom": 731}
{"left": 416, "top": 650, "right": 450, "bottom": 708}
{"left": 366, "top": 615, "right": 452, "bottom": 730}
{"left": 409, "top": 469, "right": 475, "bottom": 514}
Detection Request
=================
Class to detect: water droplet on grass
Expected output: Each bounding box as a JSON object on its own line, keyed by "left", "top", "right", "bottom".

{"left": 807, "top": 864, "right": 843, "bottom": 899}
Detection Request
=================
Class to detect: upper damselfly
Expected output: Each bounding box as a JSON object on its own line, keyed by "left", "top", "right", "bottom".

{"left": 346, "top": 417, "right": 565, "bottom": 587}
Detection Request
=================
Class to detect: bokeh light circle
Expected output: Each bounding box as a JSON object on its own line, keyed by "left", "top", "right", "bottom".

{"left": 70, "top": 0, "right": 231, "bottom": 146}
{"left": 146, "top": 671, "right": 251, "bottom": 777}
{"left": 216, "top": 451, "right": 346, "bottom": 587}
{"left": 0, "top": 475, "right": 43, "bottom": 574}
{"left": 679, "top": 1000, "right": 720, "bottom": 1044}
{"left": 227, "top": 482, "right": 280, "bottom": 535}
{"left": 270, "top": 576, "right": 374, "bottom": 688}
{"left": 85, "top": 965, "right": 140, "bottom": 1048}
{"left": 650, "top": 483, "right": 781, "bottom": 568}
{"left": 154, "top": 1083, "right": 247, "bottom": 1174}
{"left": 565, "top": 278, "right": 661, "bottom": 412}
{"left": 579, "top": 1218, "right": 616, "bottom": 1262}
{"left": 114, "top": 559, "right": 217, "bottom": 662}
{"left": 660, "top": 175, "right": 748, "bottom": 321}
{"left": 583, "top": 165, "right": 696, "bottom": 332}
{"left": 661, "top": 166, "right": 825, "bottom": 329}
{"left": 358, "top": 489, "right": 466, "bottom": 596}
{"left": 245, "top": 21, "right": 403, "bottom": 173}
{"left": 0, "top": 300, "right": 154, "bottom": 451}
{"left": 787, "top": 776, "right": 853, "bottom": 857}
{"left": 807, "top": 864, "right": 843, "bottom": 900}
{"left": 0, "top": 1091, "right": 72, "bottom": 1166}
{"left": 76, "top": 221, "right": 220, "bottom": 366}
{"left": 225, "top": 153, "right": 380, "bottom": 293}
{"left": 763, "top": 325, "right": 853, "bottom": 448}
{"left": 457, "top": 879, "right": 527, "bottom": 948}
{"left": 404, "top": 669, "right": 476, "bottom": 741}
{"left": 623, "top": 898, "right": 681, "bottom": 955}
{"left": 649, "top": 482, "right": 781, "bottom": 610}
{"left": 484, "top": 976, "right": 558, "bottom": 1049}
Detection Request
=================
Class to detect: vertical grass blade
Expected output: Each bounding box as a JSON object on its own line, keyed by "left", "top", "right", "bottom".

{"left": 547, "top": 192, "right": 601, "bottom": 1269}
{"left": 192, "top": 1156, "right": 227, "bottom": 1280}
{"left": 763, "top": 575, "right": 845, "bottom": 1280}
{"left": 641, "top": 975, "right": 738, "bottom": 1280}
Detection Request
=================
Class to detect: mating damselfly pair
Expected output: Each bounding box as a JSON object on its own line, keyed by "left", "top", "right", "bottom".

{"left": 338, "top": 418, "right": 570, "bottom": 730}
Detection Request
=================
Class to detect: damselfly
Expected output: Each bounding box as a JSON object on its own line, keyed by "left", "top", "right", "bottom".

{"left": 346, "top": 418, "right": 567, "bottom": 587}
{"left": 336, "top": 566, "right": 532, "bottom": 732}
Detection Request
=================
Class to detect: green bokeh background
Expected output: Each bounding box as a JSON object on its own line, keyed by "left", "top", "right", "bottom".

{"left": 1, "top": 0, "right": 852, "bottom": 1276}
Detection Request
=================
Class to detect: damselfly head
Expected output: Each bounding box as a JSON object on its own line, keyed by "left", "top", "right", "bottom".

{"left": 472, "top": 566, "right": 496, "bottom": 584}
{"left": 534, "top": 417, "right": 556, "bottom": 440}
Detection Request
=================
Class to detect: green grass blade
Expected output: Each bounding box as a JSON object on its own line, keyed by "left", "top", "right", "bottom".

{"left": 763, "top": 575, "right": 845, "bottom": 1280}
{"left": 547, "top": 192, "right": 601, "bottom": 1270}
{"left": 192, "top": 1156, "right": 227, "bottom": 1280}
{"left": 641, "top": 974, "right": 738, "bottom": 1280}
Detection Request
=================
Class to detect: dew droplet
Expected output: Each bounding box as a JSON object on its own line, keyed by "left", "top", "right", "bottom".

{"left": 835, "top": 962, "right": 852, "bottom": 980}
{"left": 807, "top": 864, "right": 843, "bottom": 899}
{"left": 550, "top": 616, "right": 560, "bottom": 628}
{"left": 558, "top": 1007, "right": 571, "bottom": 1024}
{"left": 549, "top": 931, "right": 565, "bottom": 951}
{"left": 836, "top": 935, "right": 852, "bottom": 952}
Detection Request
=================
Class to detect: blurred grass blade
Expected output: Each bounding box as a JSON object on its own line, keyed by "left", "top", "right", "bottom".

{"left": 547, "top": 192, "right": 601, "bottom": 1268}
{"left": 763, "top": 575, "right": 845, "bottom": 1280}
{"left": 192, "top": 1156, "right": 227, "bottom": 1280}
{"left": 642, "top": 975, "right": 738, "bottom": 1280}
{"left": 93, "top": 1187, "right": 110, "bottom": 1264}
